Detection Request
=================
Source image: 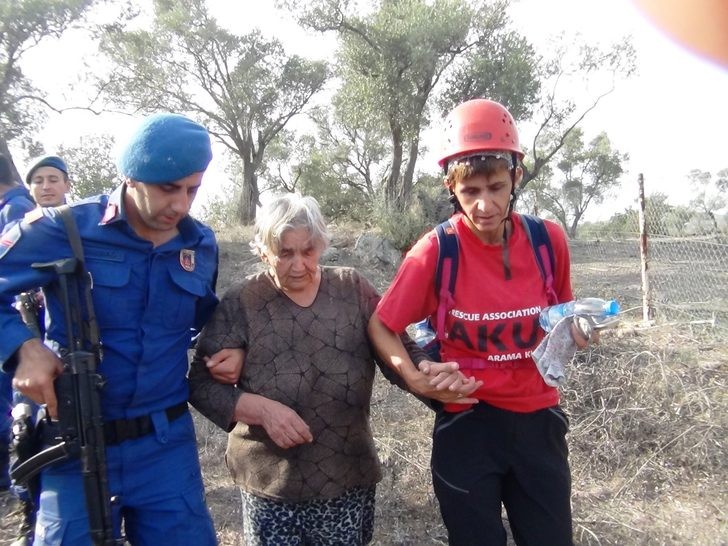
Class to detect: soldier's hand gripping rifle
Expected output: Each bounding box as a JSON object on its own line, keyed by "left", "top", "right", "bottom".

{"left": 10, "top": 207, "right": 121, "bottom": 546}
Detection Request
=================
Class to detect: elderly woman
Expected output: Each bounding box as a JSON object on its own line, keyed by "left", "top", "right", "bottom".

{"left": 189, "top": 194, "right": 476, "bottom": 545}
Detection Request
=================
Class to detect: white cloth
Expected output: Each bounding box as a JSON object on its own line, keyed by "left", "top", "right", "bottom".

{"left": 532, "top": 317, "right": 577, "bottom": 387}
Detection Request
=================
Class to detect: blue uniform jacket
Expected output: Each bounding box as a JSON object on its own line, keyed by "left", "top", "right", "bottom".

{"left": 0, "top": 185, "right": 35, "bottom": 231}
{"left": 0, "top": 185, "right": 219, "bottom": 421}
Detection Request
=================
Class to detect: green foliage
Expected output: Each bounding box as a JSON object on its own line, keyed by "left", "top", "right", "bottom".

{"left": 437, "top": 16, "right": 540, "bottom": 119}
{"left": 519, "top": 37, "right": 636, "bottom": 192}
{"left": 199, "top": 185, "right": 241, "bottom": 231}
{"left": 372, "top": 174, "right": 450, "bottom": 250}
{"left": 687, "top": 168, "right": 727, "bottom": 233}
{"left": 303, "top": 107, "right": 389, "bottom": 204}
{"left": 97, "top": 0, "right": 328, "bottom": 223}
{"left": 298, "top": 156, "right": 371, "bottom": 223}
{"left": 200, "top": 153, "right": 247, "bottom": 229}
{"left": 0, "top": 0, "right": 98, "bottom": 174}
{"left": 293, "top": 0, "right": 537, "bottom": 211}
{"left": 582, "top": 192, "right": 699, "bottom": 238}
{"left": 58, "top": 134, "right": 120, "bottom": 200}
{"left": 528, "top": 128, "right": 627, "bottom": 237}
{"left": 261, "top": 120, "right": 379, "bottom": 223}
{"left": 289, "top": 0, "right": 635, "bottom": 219}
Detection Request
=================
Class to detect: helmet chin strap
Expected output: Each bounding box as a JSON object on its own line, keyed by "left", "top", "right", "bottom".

{"left": 448, "top": 191, "right": 462, "bottom": 213}
{"left": 501, "top": 160, "right": 519, "bottom": 280}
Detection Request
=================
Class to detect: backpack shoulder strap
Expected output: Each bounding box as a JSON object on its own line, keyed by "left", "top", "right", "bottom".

{"left": 433, "top": 220, "right": 458, "bottom": 341}
{"left": 520, "top": 214, "right": 558, "bottom": 305}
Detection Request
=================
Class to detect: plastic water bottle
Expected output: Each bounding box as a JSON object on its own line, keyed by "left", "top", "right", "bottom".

{"left": 539, "top": 298, "right": 620, "bottom": 333}
{"left": 412, "top": 319, "right": 436, "bottom": 348}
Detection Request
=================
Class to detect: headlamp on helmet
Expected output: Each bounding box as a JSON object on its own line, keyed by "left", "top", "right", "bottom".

{"left": 438, "top": 99, "right": 523, "bottom": 173}
{"left": 445, "top": 151, "right": 514, "bottom": 174}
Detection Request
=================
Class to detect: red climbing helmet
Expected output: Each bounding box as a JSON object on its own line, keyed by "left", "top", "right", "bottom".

{"left": 438, "top": 99, "right": 524, "bottom": 171}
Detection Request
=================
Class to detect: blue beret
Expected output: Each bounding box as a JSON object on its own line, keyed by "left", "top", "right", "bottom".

{"left": 26, "top": 155, "right": 68, "bottom": 185}
{"left": 117, "top": 113, "right": 212, "bottom": 184}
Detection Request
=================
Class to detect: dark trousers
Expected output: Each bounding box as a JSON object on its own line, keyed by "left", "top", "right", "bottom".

{"left": 431, "top": 402, "right": 573, "bottom": 546}
{"left": 0, "top": 370, "right": 11, "bottom": 490}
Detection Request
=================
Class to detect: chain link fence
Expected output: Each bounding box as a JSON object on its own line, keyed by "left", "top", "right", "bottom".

{"left": 571, "top": 194, "right": 728, "bottom": 331}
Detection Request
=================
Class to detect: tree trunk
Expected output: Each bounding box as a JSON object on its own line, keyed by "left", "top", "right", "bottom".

{"left": 708, "top": 211, "right": 719, "bottom": 233}
{"left": 568, "top": 212, "right": 582, "bottom": 239}
{"left": 239, "top": 166, "right": 259, "bottom": 225}
{"left": 386, "top": 123, "right": 404, "bottom": 211}
{"left": 398, "top": 136, "right": 419, "bottom": 207}
{"left": 0, "top": 137, "right": 22, "bottom": 183}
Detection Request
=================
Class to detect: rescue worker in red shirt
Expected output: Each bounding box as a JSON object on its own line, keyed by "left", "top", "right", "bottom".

{"left": 369, "top": 99, "right": 597, "bottom": 546}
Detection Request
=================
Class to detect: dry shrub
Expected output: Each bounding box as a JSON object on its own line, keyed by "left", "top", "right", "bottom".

{"left": 564, "top": 322, "right": 727, "bottom": 545}
{"left": 369, "top": 386, "right": 445, "bottom": 545}
{"left": 364, "top": 321, "right": 727, "bottom": 546}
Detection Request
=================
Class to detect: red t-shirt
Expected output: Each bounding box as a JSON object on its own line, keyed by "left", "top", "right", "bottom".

{"left": 376, "top": 212, "right": 574, "bottom": 413}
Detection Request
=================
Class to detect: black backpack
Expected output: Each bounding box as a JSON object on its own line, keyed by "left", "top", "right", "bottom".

{"left": 416, "top": 214, "right": 558, "bottom": 361}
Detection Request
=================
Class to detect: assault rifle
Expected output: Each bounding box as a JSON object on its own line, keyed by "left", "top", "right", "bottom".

{"left": 10, "top": 207, "right": 121, "bottom": 546}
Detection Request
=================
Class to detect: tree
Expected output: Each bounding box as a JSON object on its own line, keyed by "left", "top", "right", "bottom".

{"left": 97, "top": 0, "right": 328, "bottom": 223}
{"left": 643, "top": 192, "right": 693, "bottom": 237}
{"left": 515, "top": 37, "right": 636, "bottom": 194}
{"left": 262, "top": 124, "right": 376, "bottom": 223}
{"left": 288, "top": 0, "right": 539, "bottom": 211}
{"left": 0, "top": 0, "right": 99, "bottom": 179}
{"left": 58, "top": 134, "right": 120, "bottom": 199}
{"left": 440, "top": 32, "right": 636, "bottom": 197}
{"left": 687, "top": 168, "right": 728, "bottom": 233}
{"left": 530, "top": 128, "right": 627, "bottom": 237}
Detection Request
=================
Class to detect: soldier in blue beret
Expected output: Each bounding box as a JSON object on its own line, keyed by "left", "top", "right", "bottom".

{"left": 25, "top": 155, "right": 71, "bottom": 207}
{"left": 4, "top": 154, "right": 72, "bottom": 546}
{"left": 0, "top": 153, "right": 36, "bottom": 504}
{"left": 0, "top": 113, "right": 225, "bottom": 545}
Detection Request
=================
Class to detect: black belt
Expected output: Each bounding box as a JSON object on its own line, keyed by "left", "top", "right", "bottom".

{"left": 103, "top": 402, "right": 189, "bottom": 446}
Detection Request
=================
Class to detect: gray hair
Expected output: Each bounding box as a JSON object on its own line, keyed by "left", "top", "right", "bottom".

{"left": 250, "top": 194, "right": 330, "bottom": 258}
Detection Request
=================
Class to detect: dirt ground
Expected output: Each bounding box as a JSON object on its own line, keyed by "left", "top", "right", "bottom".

{"left": 197, "top": 227, "right": 728, "bottom": 546}
{"left": 1, "top": 224, "right": 726, "bottom": 545}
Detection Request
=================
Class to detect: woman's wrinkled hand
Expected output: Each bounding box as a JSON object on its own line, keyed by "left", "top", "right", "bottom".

{"left": 259, "top": 398, "right": 313, "bottom": 449}
{"left": 206, "top": 348, "right": 245, "bottom": 384}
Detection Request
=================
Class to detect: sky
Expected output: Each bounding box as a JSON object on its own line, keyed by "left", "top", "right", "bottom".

{"left": 15, "top": 0, "right": 728, "bottom": 221}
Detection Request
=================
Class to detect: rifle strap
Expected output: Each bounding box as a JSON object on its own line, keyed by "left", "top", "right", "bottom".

{"left": 57, "top": 205, "right": 102, "bottom": 350}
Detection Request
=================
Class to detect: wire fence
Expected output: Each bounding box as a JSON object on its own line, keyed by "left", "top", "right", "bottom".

{"left": 571, "top": 195, "right": 728, "bottom": 332}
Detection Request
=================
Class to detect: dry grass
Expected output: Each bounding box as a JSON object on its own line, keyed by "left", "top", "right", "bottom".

{"left": 200, "top": 226, "right": 727, "bottom": 545}
{"left": 565, "top": 324, "right": 726, "bottom": 545}
{"left": 1, "top": 224, "right": 725, "bottom": 546}
{"left": 191, "top": 319, "right": 727, "bottom": 546}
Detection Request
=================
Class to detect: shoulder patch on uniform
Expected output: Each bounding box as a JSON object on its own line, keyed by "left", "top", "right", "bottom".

{"left": 180, "top": 249, "right": 196, "bottom": 271}
{"left": 0, "top": 224, "right": 21, "bottom": 259}
{"left": 23, "top": 207, "right": 44, "bottom": 224}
